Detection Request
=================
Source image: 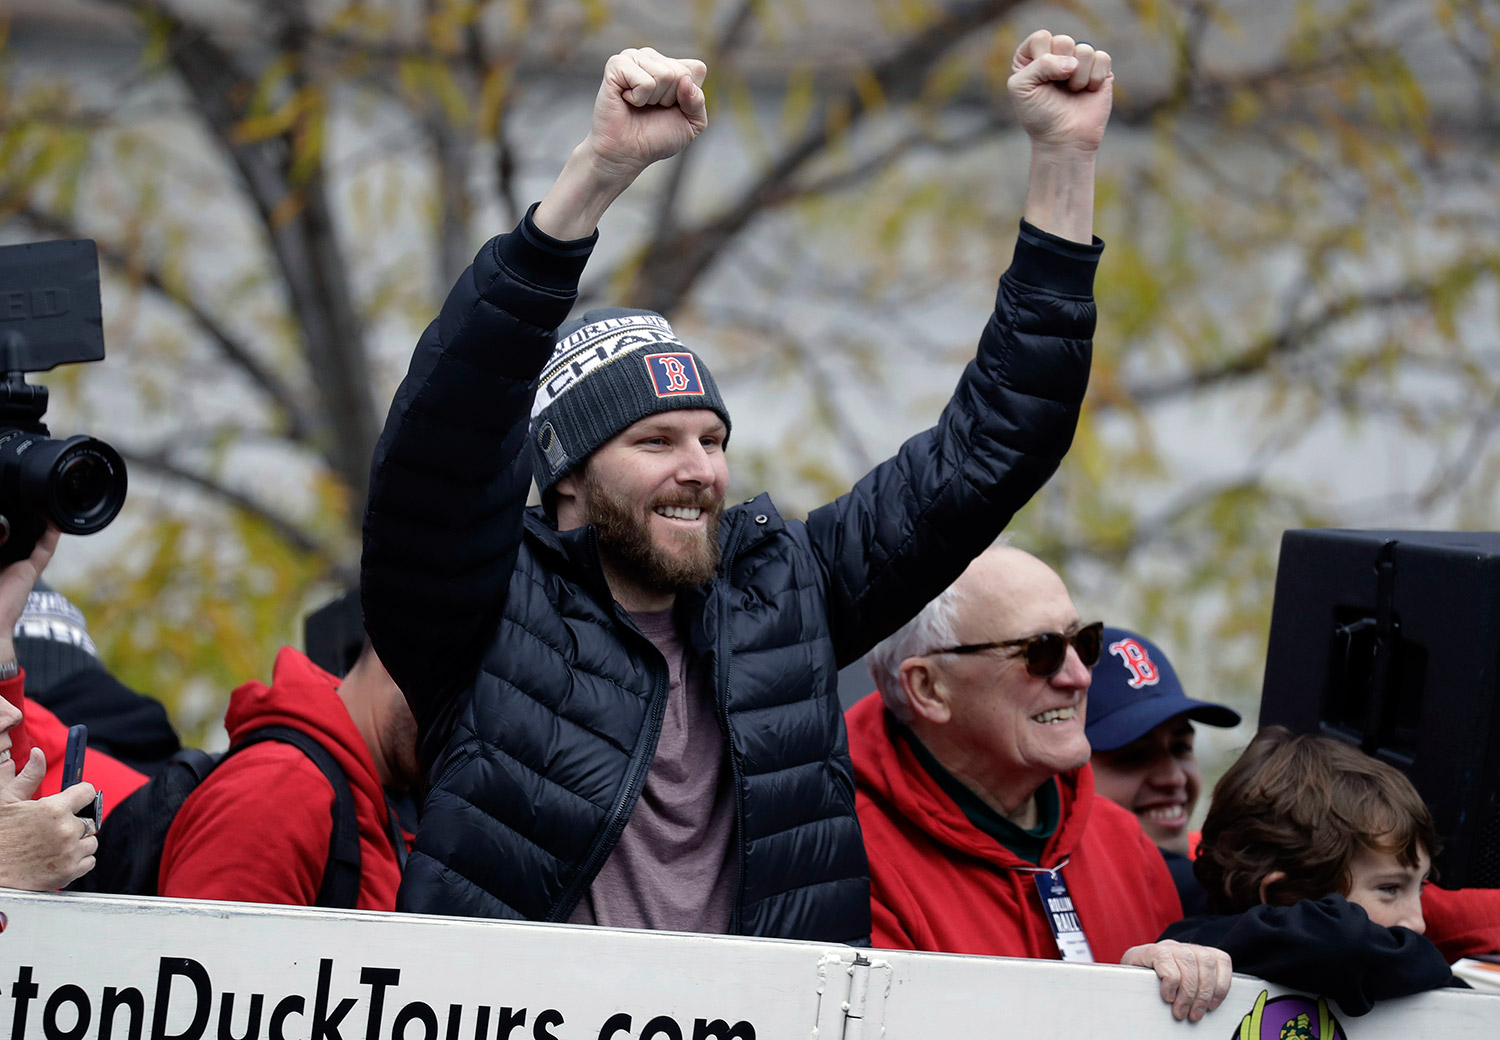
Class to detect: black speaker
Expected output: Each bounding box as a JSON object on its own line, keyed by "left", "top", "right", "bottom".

{"left": 1260, "top": 529, "right": 1500, "bottom": 888}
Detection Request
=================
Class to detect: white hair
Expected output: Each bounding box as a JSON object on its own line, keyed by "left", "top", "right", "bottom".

{"left": 866, "top": 579, "right": 968, "bottom": 724}
{"left": 866, "top": 536, "right": 1015, "bottom": 723}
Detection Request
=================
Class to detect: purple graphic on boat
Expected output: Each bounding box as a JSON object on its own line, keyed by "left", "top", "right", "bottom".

{"left": 1233, "top": 992, "right": 1347, "bottom": 1040}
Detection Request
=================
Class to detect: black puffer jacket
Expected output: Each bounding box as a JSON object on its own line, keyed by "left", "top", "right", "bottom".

{"left": 1161, "top": 896, "right": 1460, "bottom": 1015}
{"left": 362, "top": 209, "right": 1099, "bottom": 943}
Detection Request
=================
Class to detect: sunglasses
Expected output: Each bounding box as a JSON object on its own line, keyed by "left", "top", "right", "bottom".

{"left": 928, "top": 620, "right": 1104, "bottom": 678}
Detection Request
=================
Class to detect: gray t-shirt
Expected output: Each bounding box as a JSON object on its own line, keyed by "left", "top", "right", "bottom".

{"left": 568, "top": 607, "right": 737, "bottom": 932}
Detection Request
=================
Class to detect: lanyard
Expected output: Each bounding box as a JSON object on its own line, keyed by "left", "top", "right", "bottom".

{"left": 1009, "top": 858, "right": 1096, "bottom": 963}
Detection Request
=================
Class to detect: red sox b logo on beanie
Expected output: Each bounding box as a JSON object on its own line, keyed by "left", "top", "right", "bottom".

{"left": 645, "top": 353, "right": 703, "bottom": 396}
{"left": 529, "top": 308, "right": 731, "bottom": 505}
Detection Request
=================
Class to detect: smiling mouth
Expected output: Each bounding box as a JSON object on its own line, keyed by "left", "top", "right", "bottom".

{"left": 1141, "top": 805, "right": 1188, "bottom": 825}
{"left": 1031, "top": 707, "right": 1076, "bottom": 725}
{"left": 655, "top": 505, "right": 704, "bottom": 521}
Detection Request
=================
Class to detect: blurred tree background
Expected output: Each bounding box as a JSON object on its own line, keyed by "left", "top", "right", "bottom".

{"left": 2, "top": 0, "right": 1497, "bottom": 766}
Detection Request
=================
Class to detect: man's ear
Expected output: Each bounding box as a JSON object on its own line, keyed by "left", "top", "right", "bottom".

{"left": 553, "top": 471, "right": 583, "bottom": 530}
{"left": 1257, "top": 870, "right": 1289, "bottom": 905}
{"left": 899, "top": 657, "right": 952, "bottom": 725}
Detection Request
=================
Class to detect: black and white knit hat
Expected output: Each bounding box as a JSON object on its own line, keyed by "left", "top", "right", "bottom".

{"left": 12, "top": 580, "right": 103, "bottom": 695}
{"left": 529, "top": 307, "right": 731, "bottom": 502}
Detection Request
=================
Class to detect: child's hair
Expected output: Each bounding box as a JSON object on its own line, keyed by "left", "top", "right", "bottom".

{"left": 1194, "top": 726, "right": 1439, "bottom": 915}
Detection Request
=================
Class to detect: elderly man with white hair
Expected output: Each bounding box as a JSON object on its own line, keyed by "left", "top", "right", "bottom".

{"left": 846, "top": 545, "right": 1233, "bottom": 1023}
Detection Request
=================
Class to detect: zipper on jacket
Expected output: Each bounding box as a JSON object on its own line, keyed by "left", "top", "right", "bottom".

{"left": 431, "top": 739, "right": 481, "bottom": 792}
{"left": 715, "top": 512, "right": 750, "bottom": 934}
{"left": 548, "top": 528, "right": 672, "bottom": 923}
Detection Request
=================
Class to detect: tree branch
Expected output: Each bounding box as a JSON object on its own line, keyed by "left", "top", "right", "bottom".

{"left": 616, "top": 0, "right": 1406, "bottom": 315}
{"left": 11, "top": 204, "right": 317, "bottom": 444}
{"left": 93, "top": 0, "right": 381, "bottom": 520}
{"left": 1116, "top": 258, "right": 1500, "bottom": 407}
{"left": 648, "top": 0, "right": 762, "bottom": 241}
{"left": 120, "top": 446, "right": 348, "bottom": 571}
{"left": 622, "top": 0, "right": 1029, "bottom": 314}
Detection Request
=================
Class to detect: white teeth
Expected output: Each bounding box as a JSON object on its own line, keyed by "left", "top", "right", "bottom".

{"left": 1031, "top": 707, "right": 1076, "bottom": 724}
{"left": 656, "top": 506, "right": 703, "bottom": 520}
{"left": 1144, "top": 806, "right": 1187, "bottom": 822}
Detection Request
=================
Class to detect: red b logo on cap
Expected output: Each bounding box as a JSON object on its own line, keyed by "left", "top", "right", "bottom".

{"left": 644, "top": 353, "right": 704, "bottom": 397}
{"left": 1108, "top": 638, "right": 1160, "bottom": 689}
{"left": 658, "top": 357, "right": 690, "bottom": 391}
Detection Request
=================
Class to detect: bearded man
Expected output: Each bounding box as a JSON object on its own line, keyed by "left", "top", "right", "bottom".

{"left": 362, "top": 32, "right": 1112, "bottom": 940}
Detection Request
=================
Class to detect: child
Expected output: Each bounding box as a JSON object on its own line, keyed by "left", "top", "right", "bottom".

{"left": 1161, "top": 726, "right": 1458, "bottom": 1015}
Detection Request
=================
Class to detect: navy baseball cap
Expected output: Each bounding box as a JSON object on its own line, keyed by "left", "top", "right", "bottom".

{"left": 1085, "top": 627, "right": 1241, "bottom": 752}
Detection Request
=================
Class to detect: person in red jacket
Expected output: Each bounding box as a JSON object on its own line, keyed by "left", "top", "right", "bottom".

{"left": 0, "top": 529, "right": 147, "bottom": 889}
{"left": 850, "top": 545, "right": 1232, "bottom": 1022}
{"left": 158, "top": 640, "right": 419, "bottom": 910}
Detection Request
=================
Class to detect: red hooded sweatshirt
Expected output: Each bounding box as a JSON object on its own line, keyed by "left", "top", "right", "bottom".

{"left": 847, "top": 693, "right": 1183, "bottom": 964}
{"left": 2, "top": 671, "right": 146, "bottom": 813}
{"left": 1417, "top": 885, "right": 1500, "bottom": 962}
{"left": 159, "top": 648, "right": 410, "bottom": 909}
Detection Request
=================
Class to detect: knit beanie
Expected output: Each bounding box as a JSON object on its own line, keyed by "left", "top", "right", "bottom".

{"left": 529, "top": 307, "right": 731, "bottom": 503}
{"left": 12, "top": 579, "right": 104, "bottom": 695}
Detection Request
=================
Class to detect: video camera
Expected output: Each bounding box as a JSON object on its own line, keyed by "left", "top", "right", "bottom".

{"left": 0, "top": 239, "right": 127, "bottom": 565}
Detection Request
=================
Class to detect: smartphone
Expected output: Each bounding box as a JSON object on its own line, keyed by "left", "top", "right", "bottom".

{"left": 61, "top": 724, "right": 102, "bottom": 828}
{"left": 62, "top": 724, "right": 87, "bottom": 788}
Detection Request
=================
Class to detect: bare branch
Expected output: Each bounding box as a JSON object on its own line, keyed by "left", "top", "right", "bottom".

{"left": 11, "top": 205, "right": 317, "bottom": 444}
{"left": 1117, "top": 258, "right": 1500, "bottom": 407}
{"left": 623, "top": 0, "right": 1030, "bottom": 314}
{"left": 617, "top": 0, "right": 1414, "bottom": 315}
{"left": 1415, "top": 392, "right": 1500, "bottom": 511}
{"left": 92, "top": 0, "right": 381, "bottom": 519}
{"left": 120, "top": 446, "right": 347, "bottom": 571}
{"left": 791, "top": 125, "right": 943, "bottom": 201}
{"left": 466, "top": 5, "right": 522, "bottom": 228}
{"left": 406, "top": 0, "right": 477, "bottom": 291}
{"left": 649, "top": 0, "right": 761, "bottom": 239}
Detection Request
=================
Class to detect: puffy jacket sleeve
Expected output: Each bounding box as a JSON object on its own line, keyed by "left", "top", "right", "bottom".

{"left": 361, "top": 209, "right": 595, "bottom": 738}
{"left": 1158, "top": 896, "right": 1456, "bottom": 1016}
{"left": 804, "top": 222, "right": 1100, "bottom": 664}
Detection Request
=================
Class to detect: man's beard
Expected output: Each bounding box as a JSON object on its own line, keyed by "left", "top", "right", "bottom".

{"left": 580, "top": 472, "right": 723, "bottom": 593}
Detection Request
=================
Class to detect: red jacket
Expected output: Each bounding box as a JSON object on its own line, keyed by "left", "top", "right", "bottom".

{"left": 1419, "top": 884, "right": 1500, "bottom": 961}
{"left": 159, "top": 648, "right": 410, "bottom": 909}
{"left": 3, "top": 672, "right": 146, "bottom": 814}
{"left": 847, "top": 693, "right": 1183, "bottom": 963}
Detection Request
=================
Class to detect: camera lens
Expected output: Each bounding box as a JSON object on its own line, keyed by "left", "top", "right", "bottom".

{"left": 0, "top": 431, "right": 127, "bottom": 544}
{"left": 44, "top": 437, "right": 127, "bottom": 533}
{"left": 56, "top": 450, "right": 115, "bottom": 520}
